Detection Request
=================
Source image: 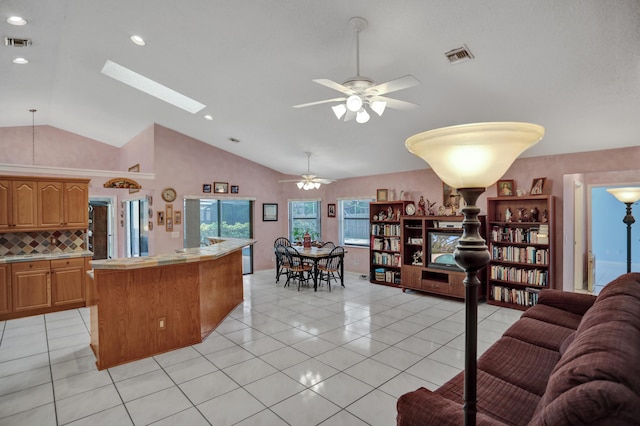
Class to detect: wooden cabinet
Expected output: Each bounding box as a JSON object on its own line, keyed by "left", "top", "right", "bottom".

{"left": 486, "top": 195, "right": 555, "bottom": 310}
{"left": 0, "top": 176, "right": 89, "bottom": 232}
{"left": 0, "top": 264, "right": 11, "bottom": 315}
{"left": 369, "top": 201, "right": 408, "bottom": 287}
{"left": 51, "top": 258, "right": 85, "bottom": 306}
{"left": 37, "top": 180, "right": 89, "bottom": 229}
{"left": 400, "top": 215, "right": 485, "bottom": 300}
{"left": 12, "top": 260, "right": 51, "bottom": 312}
{"left": 0, "top": 179, "right": 36, "bottom": 231}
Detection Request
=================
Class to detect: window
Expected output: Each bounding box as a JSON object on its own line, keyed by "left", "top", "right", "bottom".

{"left": 289, "top": 200, "right": 320, "bottom": 242}
{"left": 339, "top": 198, "right": 373, "bottom": 247}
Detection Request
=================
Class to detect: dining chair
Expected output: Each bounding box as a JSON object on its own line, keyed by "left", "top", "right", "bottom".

{"left": 317, "top": 246, "right": 344, "bottom": 292}
{"left": 284, "top": 246, "right": 312, "bottom": 291}
{"left": 320, "top": 241, "right": 335, "bottom": 249}
{"left": 274, "top": 243, "right": 291, "bottom": 284}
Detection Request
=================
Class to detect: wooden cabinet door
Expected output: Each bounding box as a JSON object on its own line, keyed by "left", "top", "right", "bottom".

{"left": 63, "top": 182, "right": 88, "bottom": 228}
{"left": 0, "top": 264, "right": 11, "bottom": 315}
{"left": 38, "top": 181, "right": 64, "bottom": 228}
{"left": 51, "top": 258, "right": 85, "bottom": 306}
{"left": 11, "top": 180, "right": 38, "bottom": 229}
{"left": 0, "top": 180, "right": 10, "bottom": 231}
{"left": 12, "top": 261, "right": 51, "bottom": 312}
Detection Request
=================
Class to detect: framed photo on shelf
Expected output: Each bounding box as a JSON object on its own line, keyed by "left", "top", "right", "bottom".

{"left": 530, "top": 177, "right": 546, "bottom": 195}
{"left": 202, "top": 184, "right": 212, "bottom": 193}
{"left": 214, "top": 182, "right": 229, "bottom": 193}
{"left": 497, "top": 179, "right": 515, "bottom": 197}
{"left": 328, "top": 203, "right": 336, "bottom": 218}
{"left": 263, "top": 203, "right": 278, "bottom": 221}
{"left": 376, "top": 188, "right": 388, "bottom": 202}
{"left": 230, "top": 185, "right": 239, "bottom": 194}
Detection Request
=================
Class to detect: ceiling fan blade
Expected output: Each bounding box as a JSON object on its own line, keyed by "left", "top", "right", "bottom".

{"left": 374, "top": 96, "right": 420, "bottom": 110}
{"left": 313, "top": 79, "right": 354, "bottom": 95}
{"left": 312, "top": 178, "right": 335, "bottom": 184}
{"left": 293, "top": 97, "right": 347, "bottom": 108}
{"left": 369, "top": 75, "right": 420, "bottom": 96}
{"left": 278, "top": 179, "right": 304, "bottom": 183}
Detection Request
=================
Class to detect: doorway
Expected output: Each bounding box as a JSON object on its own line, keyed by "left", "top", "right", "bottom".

{"left": 89, "top": 197, "right": 116, "bottom": 260}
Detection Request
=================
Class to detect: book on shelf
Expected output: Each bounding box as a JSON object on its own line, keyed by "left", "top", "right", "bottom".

{"left": 490, "top": 265, "right": 548, "bottom": 286}
{"left": 491, "top": 285, "right": 541, "bottom": 307}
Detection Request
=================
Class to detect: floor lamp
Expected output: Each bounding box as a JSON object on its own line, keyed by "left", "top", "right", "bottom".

{"left": 406, "top": 122, "right": 544, "bottom": 426}
{"left": 606, "top": 187, "right": 640, "bottom": 273}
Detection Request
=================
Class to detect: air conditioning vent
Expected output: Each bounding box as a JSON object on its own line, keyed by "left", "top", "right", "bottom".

{"left": 445, "top": 45, "right": 474, "bottom": 64}
{"left": 4, "top": 37, "right": 32, "bottom": 47}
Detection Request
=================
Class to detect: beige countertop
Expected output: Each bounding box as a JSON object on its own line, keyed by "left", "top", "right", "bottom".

{"left": 0, "top": 250, "right": 93, "bottom": 264}
{"left": 90, "top": 237, "right": 256, "bottom": 270}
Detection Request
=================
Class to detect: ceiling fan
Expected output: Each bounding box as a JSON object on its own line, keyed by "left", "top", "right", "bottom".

{"left": 293, "top": 16, "right": 420, "bottom": 123}
{"left": 279, "top": 152, "right": 336, "bottom": 190}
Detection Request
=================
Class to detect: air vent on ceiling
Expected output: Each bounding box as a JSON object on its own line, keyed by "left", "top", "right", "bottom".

{"left": 4, "top": 37, "right": 32, "bottom": 47}
{"left": 445, "top": 45, "right": 474, "bottom": 64}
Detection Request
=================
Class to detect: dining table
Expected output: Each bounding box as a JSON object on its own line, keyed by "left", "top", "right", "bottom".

{"left": 292, "top": 245, "right": 346, "bottom": 291}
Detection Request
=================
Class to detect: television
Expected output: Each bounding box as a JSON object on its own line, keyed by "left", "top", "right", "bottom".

{"left": 428, "top": 231, "right": 462, "bottom": 270}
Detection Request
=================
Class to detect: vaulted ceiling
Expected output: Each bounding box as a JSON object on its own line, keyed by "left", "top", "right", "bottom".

{"left": 2, "top": 1, "right": 639, "bottom": 180}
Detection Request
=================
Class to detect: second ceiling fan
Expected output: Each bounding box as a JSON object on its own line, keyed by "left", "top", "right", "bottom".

{"left": 294, "top": 16, "right": 420, "bottom": 123}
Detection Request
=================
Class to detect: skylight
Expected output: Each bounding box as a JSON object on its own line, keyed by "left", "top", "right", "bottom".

{"left": 101, "top": 60, "right": 206, "bottom": 114}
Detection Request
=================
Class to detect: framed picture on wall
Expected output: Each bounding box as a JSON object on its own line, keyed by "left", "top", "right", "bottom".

{"left": 174, "top": 211, "right": 182, "bottom": 225}
{"left": 328, "top": 203, "right": 336, "bottom": 217}
{"left": 263, "top": 203, "right": 278, "bottom": 221}
{"left": 231, "top": 185, "right": 239, "bottom": 194}
{"left": 214, "top": 182, "right": 229, "bottom": 193}
{"left": 497, "top": 179, "right": 515, "bottom": 197}
{"left": 203, "top": 184, "right": 212, "bottom": 193}
{"left": 376, "top": 189, "right": 388, "bottom": 202}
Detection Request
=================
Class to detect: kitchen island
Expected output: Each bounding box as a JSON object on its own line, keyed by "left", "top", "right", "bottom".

{"left": 88, "top": 238, "right": 255, "bottom": 370}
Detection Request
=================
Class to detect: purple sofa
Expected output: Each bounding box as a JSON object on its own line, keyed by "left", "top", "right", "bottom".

{"left": 397, "top": 273, "right": 640, "bottom": 425}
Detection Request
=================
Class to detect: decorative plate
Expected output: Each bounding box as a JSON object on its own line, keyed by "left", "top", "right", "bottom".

{"left": 405, "top": 203, "right": 416, "bottom": 215}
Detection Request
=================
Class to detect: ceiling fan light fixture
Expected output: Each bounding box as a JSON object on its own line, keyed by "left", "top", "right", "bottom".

{"left": 332, "top": 104, "right": 347, "bottom": 119}
{"left": 370, "top": 100, "right": 386, "bottom": 116}
{"left": 346, "top": 95, "right": 363, "bottom": 112}
{"left": 356, "top": 108, "right": 370, "bottom": 124}
{"left": 297, "top": 181, "right": 304, "bottom": 189}
{"left": 314, "top": 182, "right": 321, "bottom": 189}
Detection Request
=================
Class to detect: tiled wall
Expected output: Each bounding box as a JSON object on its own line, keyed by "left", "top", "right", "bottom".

{"left": 0, "top": 230, "right": 86, "bottom": 256}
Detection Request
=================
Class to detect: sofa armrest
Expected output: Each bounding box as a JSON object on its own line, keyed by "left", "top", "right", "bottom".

{"left": 397, "top": 388, "right": 506, "bottom": 426}
{"left": 537, "top": 289, "right": 596, "bottom": 316}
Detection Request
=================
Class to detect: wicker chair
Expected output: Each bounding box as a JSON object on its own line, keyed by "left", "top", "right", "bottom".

{"left": 317, "top": 246, "right": 344, "bottom": 291}
{"left": 284, "top": 246, "right": 312, "bottom": 291}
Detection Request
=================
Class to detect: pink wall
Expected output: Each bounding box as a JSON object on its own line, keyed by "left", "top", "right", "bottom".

{"left": 2, "top": 123, "right": 640, "bottom": 287}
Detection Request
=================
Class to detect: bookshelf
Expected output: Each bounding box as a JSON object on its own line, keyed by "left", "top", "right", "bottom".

{"left": 486, "top": 195, "right": 555, "bottom": 310}
{"left": 369, "top": 201, "right": 408, "bottom": 287}
{"left": 400, "top": 215, "right": 485, "bottom": 300}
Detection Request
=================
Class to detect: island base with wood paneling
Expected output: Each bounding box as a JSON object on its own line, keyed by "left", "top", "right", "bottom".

{"left": 87, "top": 238, "right": 253, "bottom": 370}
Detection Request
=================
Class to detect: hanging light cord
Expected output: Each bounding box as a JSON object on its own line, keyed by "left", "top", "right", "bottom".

{"left": 29, "top": 109, "right": 36, "bottom": 165}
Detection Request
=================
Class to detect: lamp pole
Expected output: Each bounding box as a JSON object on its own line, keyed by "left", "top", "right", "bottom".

{"left": 623, "top": 202, "right": 635, "bottom": 273}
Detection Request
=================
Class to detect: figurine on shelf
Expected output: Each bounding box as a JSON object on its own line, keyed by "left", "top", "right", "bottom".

{"left": 541, "top": 209, "right": 549, "bottom": 223}
{"left": 389, "top": 188, "right": 396, "bottom": 201}
{"left": 531, "top": 206, "right": 540, "bottom": 222}
{"left": 517, "top": 207, "right": 531, "bottom": 222}
{"left": 387, "top": 206, "right": 394, "bottom": 220}
{"left": 438, "top": 205, "right": 446, "bottom": 216}
{"left": 412, "top": 250, "right": 423, "bottom": 266}
{"left": 426, "top": 199, "right": 437, "bottom": 215}
{"left": 505, "top": 207, "right": 513, "bottom": 222}
{"left": 378, "top": 210, "right": 386, "bottom": 221}
{"left": 396, "top": 209, "right": 402, "bottom": 220}
{"left": 417, "top": 196, "right": 426, "bottom": 216}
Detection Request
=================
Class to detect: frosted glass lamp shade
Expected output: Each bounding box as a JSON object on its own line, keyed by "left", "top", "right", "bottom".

{"left": 370, "top": 100, "right": 386, "bottom": 116}
{"left": 606, "top": 187, "right": 640, "bottom": 204}
{"left": 297, "top": 181, "right": 304, "bottom": 189}
{"left": 405, "top": 122, "right": 544, "bottom": 189}
{"left": 356, "top": 108, "right": 370, "bottom": 124}
{"left": 332, "top": 104, "right": 347, "bottom": 119}
{"left": 346, "top": 95, "right": 363, "bottom": 112}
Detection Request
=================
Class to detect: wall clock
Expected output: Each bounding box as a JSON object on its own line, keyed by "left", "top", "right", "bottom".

{"left": 161, "top": 187, "right": 177, "bottom": 202}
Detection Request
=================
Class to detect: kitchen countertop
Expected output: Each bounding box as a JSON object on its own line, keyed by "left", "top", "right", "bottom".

{"left": 0, "top": 250, "right": 93, "bottom": 264}
{"left": 90, "top": 237, "right": 256, "bottom": 270}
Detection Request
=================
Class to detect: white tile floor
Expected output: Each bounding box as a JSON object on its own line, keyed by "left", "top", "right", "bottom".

{"left": 0, "top": 270, "right": 522, "bottom": 425}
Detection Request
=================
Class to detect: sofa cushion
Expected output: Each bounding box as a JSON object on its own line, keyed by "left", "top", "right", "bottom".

{"left": 478, "top": 336, "right": 559, "bottom": 396}
{"left": 502, "top": 317, "right": 574, "bottom": 352}
{"left": 536, "top": 288, "right": 596, "bottom": 316}
{"left": 521, "top": 303, "right": 583, "bottom": 330}
{"left": 558, "top": 331, "right": 575, "bottom": 356}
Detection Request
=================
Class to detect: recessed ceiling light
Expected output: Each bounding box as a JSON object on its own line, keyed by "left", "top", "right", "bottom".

{"left": 13, "top": 57, "right": 29, "bottom": 64}
{"left": 101, "top": 60, "right": 206, "bottom": 114}
{"left": 204, "top": 114, "right": 213, "bottom": 120}
{"left": 130, "top": 35, "right": 145, "bottom": 46}
{"left": 7, "top": 16, "right": 27, "bottom": 26}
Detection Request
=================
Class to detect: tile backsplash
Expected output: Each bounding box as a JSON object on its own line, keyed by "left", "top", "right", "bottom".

{"left": 0, "top": 230, "right": 87, "bottom": 256}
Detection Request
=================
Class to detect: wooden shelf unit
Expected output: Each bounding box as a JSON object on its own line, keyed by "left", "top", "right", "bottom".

{"left": 486, "top": 195, "right": 555, "bottom": 310}
{"left": 369, "top": 201, "right": 408, "bottom": 287}
{"left": 400, "top": 215, "right": 485, "bottom": 300}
